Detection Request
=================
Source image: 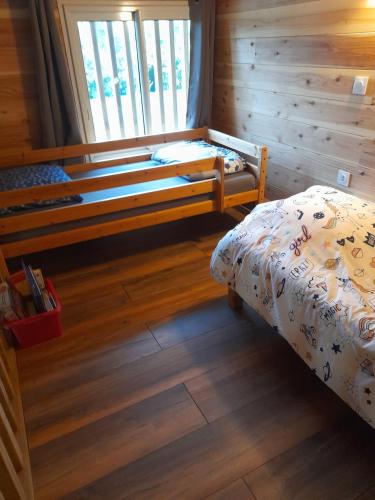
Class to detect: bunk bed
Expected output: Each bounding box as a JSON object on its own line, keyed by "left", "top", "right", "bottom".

{"left": 0, "top": 128, "right": 267, "bottom": 278}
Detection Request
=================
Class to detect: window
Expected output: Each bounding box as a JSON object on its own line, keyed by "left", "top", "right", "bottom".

{"left": 58, "top": 1, "right": 190, "bottom": 143}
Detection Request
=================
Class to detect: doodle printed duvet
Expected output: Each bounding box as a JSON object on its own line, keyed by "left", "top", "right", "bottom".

{"left": 211, "top": 186, "right": 375, "bottom": 427}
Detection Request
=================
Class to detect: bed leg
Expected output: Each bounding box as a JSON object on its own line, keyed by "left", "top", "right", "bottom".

{"left": 228, "top": 288, "right": 243, "bottom": 312}
{"left": 0, "top": 248, "right": 9, "bottom": 281}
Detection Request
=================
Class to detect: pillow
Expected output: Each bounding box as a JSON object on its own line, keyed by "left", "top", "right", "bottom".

{"left": 0, "top": 164, "right": 83, "bottom": 216}
{"left": 152, "top": 140, "right": 247, "bottom": 181}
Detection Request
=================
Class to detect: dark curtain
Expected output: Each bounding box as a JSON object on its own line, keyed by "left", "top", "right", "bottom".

{"left": 186, "top": 0, "right": 216, "bottom": 129}
{"left": 30, "top": 0, "right": 82, "bottom": 148}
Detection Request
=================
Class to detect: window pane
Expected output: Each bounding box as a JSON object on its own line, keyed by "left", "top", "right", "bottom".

{"left": 142, "top": 19, "right": 190, "bottom": 134}
{"left": 143, "top": 20, "right": 163, "bottom": 134}
{"left": 77, "top": 19, "right": 144, "bottom": 141}
{"left": 77, "top": 16, "right": 190, "bottom": 141}
{"left": 174, "top": 20, "right": 190, "bottom": 129}
{"left": 77, "top": 21, "right": 107, "bottom": 141}
{"left": 158, "top": 20, "right": 175, "bottom": 131}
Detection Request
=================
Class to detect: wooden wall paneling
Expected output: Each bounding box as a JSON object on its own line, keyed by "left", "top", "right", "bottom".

{"left": 213, "top": 84, "right": 375, "bottom": 138}
{"left": 216, "top": 4, "right": 375, "bottom": 38}
{"left": 216, "top": 0, "right": 374, "bottom": 16}
{"left": 213, "top": 0, "right": 375, "bottom": 201}
{"left": 215, "top": 34, "right": 375, "bottom": 69}
{"left": 214, "top": 63, "right": 375, "bottom": 104}
{"left": 0, "top": 0, "right": 40, "bottom": 151}
{"left": 216, "top": 0, "right": 320, "bottom": 15}
{"left": 213, "top": 105, "right": 370, "bottom": 164}
{"left": 214, "top": 121, "right": 375, "bottom": 201}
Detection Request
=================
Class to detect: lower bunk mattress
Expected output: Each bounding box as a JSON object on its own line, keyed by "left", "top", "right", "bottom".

{"left": 210, "top": 186, "right": 375, "bottom": 428}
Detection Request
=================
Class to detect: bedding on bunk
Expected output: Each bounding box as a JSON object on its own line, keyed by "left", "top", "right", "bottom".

{"left": 210, "top": 186, "right": 375, "bottom": 427}
{"left": 152, "top": 140, "right": 247, "bottom": 180}
{"left": 0, "top": 164, "right": 82, "bottom": 216}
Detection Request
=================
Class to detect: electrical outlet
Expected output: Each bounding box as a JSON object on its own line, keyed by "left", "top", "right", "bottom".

{"left": 352, "top": 76, "right": 369, "bottom": 96}
{"left": 337, "top": 169, "right": 351, "bottom": 187}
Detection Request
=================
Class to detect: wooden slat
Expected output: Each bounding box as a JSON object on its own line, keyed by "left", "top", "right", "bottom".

{"left": 0, "top": 356, "right": 14, "bottom": 401}
{"left": 0, "top": 437, "right": 26, "bottom": 500}
{"left": 0, "top": 180, "right": 216, "bottom": 234}
{"left": 2, "top": 200, "right": 216, "bottom": 258}
{"left": 63, "top": 153, "right": 152, "bottom": 175}
{"left": 0, "top": 158, "right": 216, "bottom": 207}
{"left": 5, "top": 345, "right": 34, "bottom": 499}
{"left": 258, "top": 146, "right": 267, "bottom": 203}
{"left": 0, "top": 404, "right": 23, "bottom": 472}
{"left": 208, "top": 128, "right": 261, "bottom": 158}
{"left": 0, "top": 249, "right": 9, "bottom": 281}
{"left": 0, "top": 128, "right": 207, "bottom": 168}
{"left": 0, "top": 377, "right": 17, "bottom": 432}
{"left": 0, "top": 336, "right": 10, "bottom": 371}
{"left": 223, "top": 190, "right": 259, "bottom": 209}
{"left": 215, "top": 157, "right": 225, "bottom": 213}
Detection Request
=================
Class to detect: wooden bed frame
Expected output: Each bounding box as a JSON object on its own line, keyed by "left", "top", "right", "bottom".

{"left": 0, "top": 128, "right": 267, "bottom": 278}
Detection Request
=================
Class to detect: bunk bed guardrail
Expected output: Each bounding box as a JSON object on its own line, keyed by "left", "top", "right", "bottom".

{"left": 0, "top": 128, "right": 267, "bottom": 279}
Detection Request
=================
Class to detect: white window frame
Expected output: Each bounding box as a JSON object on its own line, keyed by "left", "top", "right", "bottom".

{"left": 58, "top": 0, "right": 189, "bottom": 144}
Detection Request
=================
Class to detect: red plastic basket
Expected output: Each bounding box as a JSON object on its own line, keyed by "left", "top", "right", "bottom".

{"left": 3, "top": 271, "right": 62, "bottom": 349}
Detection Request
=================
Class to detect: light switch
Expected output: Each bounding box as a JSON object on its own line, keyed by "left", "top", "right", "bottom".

{"left": 352, "top": 76, "right": 369, "bottom": 96}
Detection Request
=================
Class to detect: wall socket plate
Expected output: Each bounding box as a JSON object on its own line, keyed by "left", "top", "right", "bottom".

{"left": 352, "top": 76, "right": 369, "bottom": 96}
{"left": 337, "top": 169, "right": 351, "bottom": 187}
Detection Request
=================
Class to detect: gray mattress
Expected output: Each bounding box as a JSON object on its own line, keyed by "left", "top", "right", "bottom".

{"left": 1, "top": 160, "right": 256, "bottom": 244}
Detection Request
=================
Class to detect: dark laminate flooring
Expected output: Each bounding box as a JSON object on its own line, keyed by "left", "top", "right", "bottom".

{"left": 12, "top": 213, "right": 375, "bottom": 500}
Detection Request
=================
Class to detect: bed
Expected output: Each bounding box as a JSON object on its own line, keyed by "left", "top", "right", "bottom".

{"left": 211, "top": 186, "right": 375, "bottom": 428}
{"left": 0, "top": 128, "right": 267, "bottom": 278}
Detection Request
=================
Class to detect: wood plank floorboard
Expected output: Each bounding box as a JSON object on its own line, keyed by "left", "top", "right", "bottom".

{"left": 244, "top": 415, "right": 375, "bottom": 500}
{"left": 31, "top": 384, "right": 206, "bottom": 499}
{"left": 24, "top": 320, "right": 270, "bottom": 448}
{"left": 148, "top": 297, "right": 246, "bottom": 348}
{"left": 205, "top": 478, "right": 255, "bottom": 500}
{"left": 10, "top": 214, "right": 375, "bottom": 500}
{"left": 62, "top": 380, "right": 347, "bottom": 500}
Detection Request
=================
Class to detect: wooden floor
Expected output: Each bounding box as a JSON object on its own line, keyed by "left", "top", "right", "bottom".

{"left": 13, "top": 213, "right": 375, "bottom": 500}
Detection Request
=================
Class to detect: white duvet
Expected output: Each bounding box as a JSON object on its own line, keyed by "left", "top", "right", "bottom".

{"left": 211, "top": 186, "right": 375, "bottom": 427}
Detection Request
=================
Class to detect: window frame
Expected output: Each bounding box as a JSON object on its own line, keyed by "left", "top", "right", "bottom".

{"left": 57, "top": 0, "right": 189, "bottom": 144}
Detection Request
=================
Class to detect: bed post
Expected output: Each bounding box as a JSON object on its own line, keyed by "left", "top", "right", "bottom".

{"left": 215, "top": 156, "right": 225, "bottom": 213}
{"left": 0, "top": 248, "right": 9, "bottom": 281}
{"left": 228, "top": 287, "right": 243, "bottom": 311}
{"left": 258, "top": 146, "right": 267, "bottom": 203}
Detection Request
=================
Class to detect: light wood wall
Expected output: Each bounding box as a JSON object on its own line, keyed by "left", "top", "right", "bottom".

{"left": 0, "top": 0, "right": 40, "bottom": 152}
{"left": 213, "top": 0, "right": 375, "bottom": 201}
